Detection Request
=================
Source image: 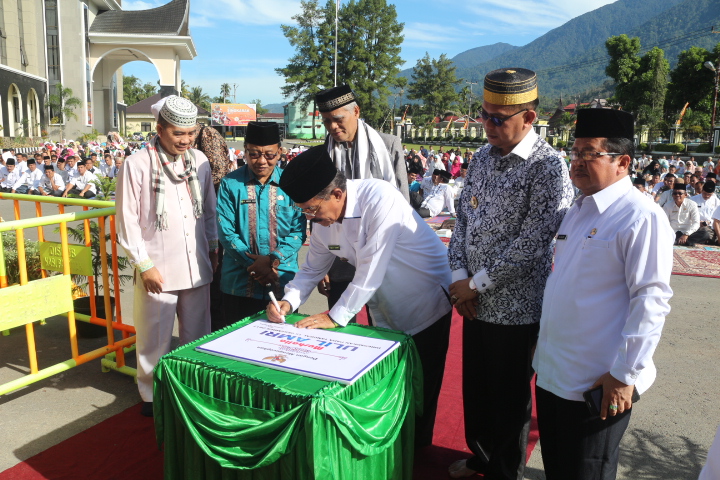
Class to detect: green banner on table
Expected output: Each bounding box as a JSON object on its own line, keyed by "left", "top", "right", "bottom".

{"left": 39, "top": 241, "right": 93, "bottom": 276}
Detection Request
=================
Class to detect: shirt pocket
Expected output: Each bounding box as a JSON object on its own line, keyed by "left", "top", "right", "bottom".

{"left": 275, "top": 205, "right": 298, "bottom": 238}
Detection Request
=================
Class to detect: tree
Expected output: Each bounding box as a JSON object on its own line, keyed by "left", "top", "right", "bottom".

{"left": 605, "top": 34, "right": 642, "bottom": 111}
{"left": 666, "top": 44, "right": 719, "bottom": 121}
{"left": 276, "top": 0, "right": 334, "bottom": 138}
{"left": 123, "top": 75, "right": 157, "bottom": 106}
{"left": 636, "top": 47, "right": 670, "bottom": 142}
{"left": 220, "top": 83, "right": 231, "bottom": 103}
{"left": 679, "top": 108, "right": 710, "bottom": 139}
{"left": 334, "top": 0, "right": 405, "bottom": 128}
{"left": 187, "top": 86, "right": 211, "bottom": 112}
{"left": 47, "top": 83, "right": 82, "bottom": 139}
{"left": 251, "top": 99, "right": 269, "bottom": 115}
{"left": 407, "top": 53, "right": 462, "bottom": 119}
{"left": 277, "top": 0, "right": 406, "bottom": 132}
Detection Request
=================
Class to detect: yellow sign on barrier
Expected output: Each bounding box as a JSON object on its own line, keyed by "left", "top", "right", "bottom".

{"left": 0, "top": 274, "right": 73, "bottom": 330}
{"left": 39, "top": 242, "right": 93, "bottom": 276}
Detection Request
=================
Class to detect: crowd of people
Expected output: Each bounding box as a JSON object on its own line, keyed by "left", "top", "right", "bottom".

{"left": 4, "top": 66, "right": 718, "bottom": 479}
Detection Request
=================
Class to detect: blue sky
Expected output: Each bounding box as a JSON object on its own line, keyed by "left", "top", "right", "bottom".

{"left": 123, "top": 0, "right": 616, "bottom": 106}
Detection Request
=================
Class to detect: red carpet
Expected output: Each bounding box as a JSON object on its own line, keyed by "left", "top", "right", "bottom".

{"left": 1, "top": 311, "right": 538, "bottom": 480}
{"left": 672, "top": 247, "right": 720, "bottom": 279}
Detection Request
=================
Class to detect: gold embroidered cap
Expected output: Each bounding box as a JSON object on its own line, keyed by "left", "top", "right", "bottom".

{"left": 316, "top": 84, "right": 357, "bottom": 113}
{"left": 483, "top": 68, "right": 538, "bottom": 106}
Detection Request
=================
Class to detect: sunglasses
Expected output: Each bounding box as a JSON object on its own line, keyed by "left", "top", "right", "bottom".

{"left": 480, "top": 108, "right": 528, "bottom": 127}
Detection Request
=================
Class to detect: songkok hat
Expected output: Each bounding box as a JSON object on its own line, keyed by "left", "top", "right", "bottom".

{"left": 483, "top": 68, "right": 538, "bottom": 105}
{"left": 245, "top": 122, "right": 280, "bottom": 146}
{"left": 665, "top": 173, "right": 676, "bottom": 179}
{"left": 316, "top": 84, "right": 357, "bottom": 113}
{"left": 27, "top": 159, "right": 35, "bottom": 165}
{"left": 45, "top": 165, "right": 54, "bottom": 171}
{"left": 435, "top": 170, "right": 452, "bottom": 182}
{"left": 575, "top": 109, "right": 634, "bottom": 141}
{"left": 153, "top": 95, "right": 198, "bottom": 128}
{"left": 673, "top": 179, "right": 687, "bottom": 191}
{"left": 703, "top": 180, "right": 716, "bottom": 193}
{"left": 461, "top": 162, "right": 469, "bottom": 170}
{"left": 6, "top": 158, "right": 15, "bottom": 165}
{"left": 280, "top": 146, "right": 338, "bottom": 204}
{"left": 633, "top": 177, "right": 646, "bottom": 186}
{"left": 706, "top": 172, "right": 717, "bottom": 180}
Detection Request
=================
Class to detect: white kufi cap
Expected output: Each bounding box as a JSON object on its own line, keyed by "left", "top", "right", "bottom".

{"left": 152, "top": 95, "right": 197, "bottom": 128}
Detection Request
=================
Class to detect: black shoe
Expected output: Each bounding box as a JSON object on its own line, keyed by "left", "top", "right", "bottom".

{"left": 141, "top": 401, "right": 154, "bottom": 417}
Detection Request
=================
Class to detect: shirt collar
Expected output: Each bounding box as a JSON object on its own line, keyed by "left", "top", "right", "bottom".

{"left": 578, "top": 176, "right": 632, "bottom": 214}
{"left": 242, "top": 164, "right": 281, "bottom": 186}
{"left": 502, "top": 128, "right": 538, "bottom": 160}
{"left": 344, "top": 180, "right": 361, "bottom": 219}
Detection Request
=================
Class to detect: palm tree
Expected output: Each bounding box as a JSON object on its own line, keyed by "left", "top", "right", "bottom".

{"left": 187, "top": 86, "right": 211, "bottom": 112}
{"left": 46, "top": 83, "right": 82, "bottom": 140}
{"left": 220, "top": 83, "right": 231, "bottom": 103}
{"left": 180, "top": 80, "right": 190, "bottom": 99}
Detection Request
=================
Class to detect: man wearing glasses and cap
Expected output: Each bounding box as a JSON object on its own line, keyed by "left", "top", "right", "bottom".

{"left": 447, "top": 68, "right": 573, "bottom": 479}
{"left": 315, "top": 84, "right": 409, "bottom": 315}
{"left": 116, "top": 95, "right": 218, "bottom": 417}
{"left": 533, "top": 108, "right": 673, "bottom": 479}
{"left": 216, "top": 121, "right": 306, "bottom": 329}
{"left": 266, "top": 146, "right": 452, "bottom": 449}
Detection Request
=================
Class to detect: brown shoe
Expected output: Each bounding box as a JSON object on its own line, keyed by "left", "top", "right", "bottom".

{"left": 448, "top": 459, "right": 478, "bottom": 478}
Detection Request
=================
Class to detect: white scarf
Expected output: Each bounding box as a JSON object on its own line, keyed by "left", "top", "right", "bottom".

{"left": 328, "top": 119, "right": 395, "bottom": 185}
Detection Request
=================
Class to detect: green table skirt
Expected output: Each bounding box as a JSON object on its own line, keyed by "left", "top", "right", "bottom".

{"left": 154, "top": 314, "right": 423, "bottom": 480}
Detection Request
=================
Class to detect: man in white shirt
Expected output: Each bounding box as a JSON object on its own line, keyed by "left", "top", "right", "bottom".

{"left": 268, "top": 145, "right": 452, "bottom": 449}
{"left": 15, "top": 154, "right": 29, "bottom": 175}
{"left": 0, "top": 158, "right": 21, "bottom": 192}
{"left": 663, "top": 180, "right": 701, "bottom": 246}
{"left": 534, "top": 108, "right": 673, "bottom": 479}
{"left": 65, "top": 156, "right": 79, "bottom": 179}
{"left": 12, "top": 159, "right": 44, "bottom": 194}
{"left": 63, "top": 162, "right": 98, "bottom": 198}
{"left": 100, "top": 154, "right": 114, "bottom": 177}
{"left": 37, "top": 165, "right": 66, "bottom": 197}
{"left": 54, "top": 158, "right": 70, "bottom": 184}
{"left": 653, "top": 172, "right": 674, "bottom": 198}
{"left": 689, "top": 180, "right": 719, "bottom": 244}
{"left": 632, "top": 176, "right": 654, "bottom": 199}
{"left": 416, "top": 169, "right": 455, "bottom": 217}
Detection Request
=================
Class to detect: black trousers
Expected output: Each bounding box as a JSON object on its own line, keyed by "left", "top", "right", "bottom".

{"left": 67, "top": 187, "right": 95, "bottom": 198}
{"left": 536, "top": 386, "right": 632, "bottom": 480}
{"left": 210, "top": 244, "right": 224, "bottom": 332}
{"left": 221, "top": 294, "right": 268, "bottom": 329}
{"left": 327, "top": 279, "right": 359, "bottom": 324}
{"left": 411, "top": 310, "right": 452, "bottom": 448}
{"left": 463, "top": 320, "right": 539, "bottom": 480}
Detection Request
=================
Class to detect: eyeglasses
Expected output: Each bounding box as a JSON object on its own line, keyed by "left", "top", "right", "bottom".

{"left": 246, "top": 150, "right": 279, "bottom": 160}
{"left": 480, "top": 108, "right": 528, "bottom": 127}
{"left": 671, "top": 191, "right": 687, "bottom": 196}
{"left": 569, "top": 151, "right": 623, "bottom": 163}
{"left": 292, "top": 198, "right": 326, "bottom": 216}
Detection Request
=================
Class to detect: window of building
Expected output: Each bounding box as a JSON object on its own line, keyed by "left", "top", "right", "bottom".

{"left": 17, "top": 0, "right": 27, "bottom": 70}
{"left": 0, "top": 9, "right": 7, "bottom": 65}
{"left": 141, "top": 122, "right": 152, "bottom": 132}
{"left": 44, "top": 1, "right": 61, "bottom": 87}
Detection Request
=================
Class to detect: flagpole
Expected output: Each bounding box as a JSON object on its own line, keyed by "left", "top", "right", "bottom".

{"left": 334, "top": 0, "right": 339, "bottom": 87}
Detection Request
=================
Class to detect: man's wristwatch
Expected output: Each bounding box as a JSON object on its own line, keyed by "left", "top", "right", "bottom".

{"left": 267, "top": 254, "right": 280, "bottom": 268}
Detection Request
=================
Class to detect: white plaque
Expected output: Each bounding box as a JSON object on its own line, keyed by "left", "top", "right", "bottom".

{"left": 196, "top": 320, "right": 401, "bottom": 385}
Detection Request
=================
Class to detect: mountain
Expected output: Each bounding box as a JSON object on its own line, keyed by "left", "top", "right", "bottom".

{"left": 449, "top": 43, "right": 519, "bottom": 69}
{"left": 408, "top": 0, "right": 720, "bottom": 102}
{"left": 263, "top": 103, "right": 286, "bottom": 114}
{"left": 398, "top": 42, "right": 518, "bottom": 80}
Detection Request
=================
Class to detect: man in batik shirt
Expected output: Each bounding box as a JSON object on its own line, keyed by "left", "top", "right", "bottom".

{"left": 447, "top": 68, "right": 574, "bottom": 480}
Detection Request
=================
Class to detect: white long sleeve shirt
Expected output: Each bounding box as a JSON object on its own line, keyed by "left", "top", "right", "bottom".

{"left": 0, "top": 168, "right": 20, "bottom": 188}
{"left": 13, "top": 168, "right": 44, "bottom": 191}
{"left": 690, "top": 193, "right": 720, "bottom": 224}
{"left": 283, "top": 179, "right": 452, "bottom": 335}
{"left": 663, "top": 198, "right": 700, "bottom": 235}
{"left": 420, "top": 182, "right": 455, "bottom": 217}
{"left": 39, "top": 173, "right": 65, "bottom": 193}
{"left": 534, "top": 177, "right": 673, "bottom": 401}
{"left": 70, "top": 171, "right": 99, "bottom": 194}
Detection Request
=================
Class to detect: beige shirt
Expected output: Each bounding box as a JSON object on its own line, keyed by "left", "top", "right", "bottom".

{"left": 116, "top": 147, "right": 218, "bottom": 291}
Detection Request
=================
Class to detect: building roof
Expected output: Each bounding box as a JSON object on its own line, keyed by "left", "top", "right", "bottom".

{"left": 126, "top": 93, "right": 209, "bottom": 116}
{"left": 258, "top": 113, "right": 284, "bottom": 119}
{"left": 90, "top": 0, "right": 189, "bottom": 36}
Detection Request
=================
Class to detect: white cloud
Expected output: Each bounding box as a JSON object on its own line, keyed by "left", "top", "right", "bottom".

{"left": 122, "top": 0, "right": 164, "bottom": 10}
{"left": 402, "top": 22, "right": 470, "bottom": 50}
{"left": 192, "top": 0, "right": 302, "bottom": 26}
{"left": 189, "top": 15, "right": 214, "bottom": 28}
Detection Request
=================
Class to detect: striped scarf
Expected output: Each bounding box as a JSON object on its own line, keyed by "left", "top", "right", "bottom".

{"left": 147, "top": 135, "right": 203, "bottom": 231}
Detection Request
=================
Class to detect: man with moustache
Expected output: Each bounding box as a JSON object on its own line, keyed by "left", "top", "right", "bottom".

{"left": 316, "top": 85, "right": 409, "bottom": 312}
{"left": 216, "top": 122, "right": 305, "bottom": 329}
{"left": 116, "top": 95, "right": 218, "bottom": 417}
{"left": 447, "top": 68, "right": 573, "bottom": 479}
{"left": 267, "top": 146, "right": 452, "bottom": 449}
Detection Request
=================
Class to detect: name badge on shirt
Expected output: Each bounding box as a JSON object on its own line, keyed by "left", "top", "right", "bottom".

{"left": 241, "top": 199, "right": 254, "bottom": 205}
{"left": 329, "top": 245, "right": 341, "bottom": 250}
{"left": 557, "top": 234, "right": 567, "bottom": 240}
